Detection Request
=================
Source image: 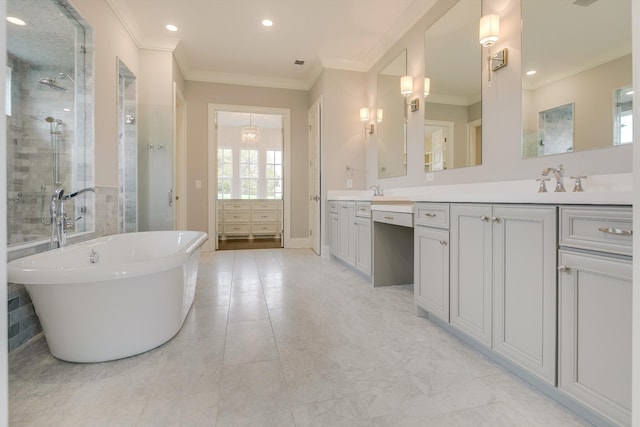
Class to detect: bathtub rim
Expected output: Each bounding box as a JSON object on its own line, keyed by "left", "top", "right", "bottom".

{"left": 7, "top": 230, "right": 208, "bottom": 285}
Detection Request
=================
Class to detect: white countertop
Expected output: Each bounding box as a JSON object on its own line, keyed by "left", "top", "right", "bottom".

{"left": 327, "top": 174, "right": 632, "bottom": 206}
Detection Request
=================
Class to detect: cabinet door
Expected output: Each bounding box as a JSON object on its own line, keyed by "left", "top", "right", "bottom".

{"left": 329, "top": 212, "right": 338, "bottom": 256}
{"left": 558, "top": 250, "right": 632, "bottom": 427}
{"left": 450, "top": 204, "right": 493, "bottom": 346}
{"left": 414, "top": 226, "right": 449, "bottom": 322}
{"left": 492, "top": 205, "right": 557, "bottom": 385}
{"left": 338, "top": 202, "right": 356, "bottom": 264}
{"left": 355, "top": 217, "right": 371, "bottom": 275}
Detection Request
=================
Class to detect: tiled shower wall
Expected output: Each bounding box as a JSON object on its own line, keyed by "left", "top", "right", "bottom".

{"left": 7, "top": 186, "right": 117, "bottom": 352}
{"left": 7, "top": 54, "right": 77, "bottom": 246}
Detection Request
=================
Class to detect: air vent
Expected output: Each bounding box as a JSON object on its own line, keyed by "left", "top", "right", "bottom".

{"left": 294, "top": 60, "right": 305, "bottom": 66}
{"left": 572, "top": 0, "right": 598, "bottom": 6}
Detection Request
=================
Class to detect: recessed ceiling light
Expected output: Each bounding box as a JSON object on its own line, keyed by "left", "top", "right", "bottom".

{"left": 526, "top": 70, "right": 537, "bottom": 76}
{"left": 7, "top": 16, "right": 26, "bottom": 26}
{"left": 626, "top": 90, "right": 634, "bottom": 96}
{"left": 261, "top": 19, "right": 273, "bottom": 27}
{"left": 166, "top": 24, "right": 178, "bottom": 32}
{"left": 63, "top": 108, "right": 71, "bottom": 112}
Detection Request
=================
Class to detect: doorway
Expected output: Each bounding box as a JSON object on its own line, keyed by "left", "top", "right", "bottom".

{"left": 208, "top": 105, "right": 290, "bottom": 250}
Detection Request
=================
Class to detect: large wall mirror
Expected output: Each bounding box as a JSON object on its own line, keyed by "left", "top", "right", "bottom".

{"left": 6, "top": 0, "right": 94, "bottom": 248}
{"left": 377, "top": 50, "right": 407, "bottom": 179}
{"left": 522, "top": 0, "right": 632, "bottom": 158}
{"left": 424, "top": 0, "right": 482, "bottom": 172}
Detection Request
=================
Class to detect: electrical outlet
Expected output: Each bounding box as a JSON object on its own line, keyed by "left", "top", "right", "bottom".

{"left": 195, "top": 180, "right": 202, "bottom": 189}
{"left": 426, "top": 173, "right": 434, "bottom": 182}
{"left": 347, "top": 179, "right": 353, "bottom": 188}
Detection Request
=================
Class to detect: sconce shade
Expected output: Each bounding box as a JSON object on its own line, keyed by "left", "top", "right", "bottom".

{"left": 400, "top": 75, "right": 413, "bottom": 97}
{"left": 359, "top": 107, "right": 370, "bottom": 122}
{"left": 479, "top": 14, "right": 500, "bottom": 47}
{"left": 377, "top": 109, "right": 383, "bottom": 123}
{"left": 424, "top": 77, "right": 431, "bottom": 97}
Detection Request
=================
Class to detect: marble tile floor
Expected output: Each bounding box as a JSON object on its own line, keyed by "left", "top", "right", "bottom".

{"left": 8, "top": 249, "right": 592, "bottom": 426}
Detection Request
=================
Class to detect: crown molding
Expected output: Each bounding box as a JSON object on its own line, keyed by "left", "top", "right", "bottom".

{"left": 186, "top": 70, "right": 310, "bottom": 91}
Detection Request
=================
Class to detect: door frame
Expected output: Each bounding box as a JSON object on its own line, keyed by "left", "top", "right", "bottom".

{"left": 206, "top": 103, "right": 291, "bottom": 251}
{"left": 173, "top": 83, "right": 187, "bottom": 230}
{"left": 308, "top": 97, "right": 322, "bottom": 255}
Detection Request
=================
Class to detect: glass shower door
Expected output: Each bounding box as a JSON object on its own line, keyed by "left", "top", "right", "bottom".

{"left": 138, "top": 103, "right": 174, "bottom": 231}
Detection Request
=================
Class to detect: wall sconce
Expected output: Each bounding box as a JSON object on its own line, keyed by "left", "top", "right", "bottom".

{"left": 400, "top": 76, "right": 413, "bottom": 97}
{"left": 479, "top": 14, "right": 507, "bottom": 87}
{"left": 424, "top": 77, "right": 430, "bottom": 98}
{"left": 360, "top": 108, "right": 374, "bottom": 135}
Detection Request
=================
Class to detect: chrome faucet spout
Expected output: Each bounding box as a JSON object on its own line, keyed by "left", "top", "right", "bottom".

{"left": 63, "top": 187, "right": 95, "bottom": 200}
{"left": 541, "top": 165, "right": 565, "bottom": 192}
{"left": 370, "top": 185, "right": 383, "bottom": 196}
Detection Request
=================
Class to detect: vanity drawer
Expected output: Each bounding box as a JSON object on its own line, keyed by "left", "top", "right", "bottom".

{"left": 328, "top": 201, "right": 339, "bottom": 214}
{"left": 251, "top": 223, "right": 280, "bottom": 234}
{"left": 356, "top": 202, "right": 372, "bottom": 218}
{"left": 224, "top": 211, "right": 250, "bottom": 222}
{"left": 252, "top": 201, "right": 279, "bottom": 211}
{"left": 224, "top": 223, "right": 250, "bottom": 235}
{"left": 251, "top": 211, "right": 278, "bottom": 222}
{"left": 560, "top": 206, "right": 632, "bottom": 256}
{"left": 223, "top": 201, "right": 251, "bottom": 211}
{"left": 372, "top": 210, "right": 413, "bottom": 228}
{"left": 415, "top": 203, "right": 449, "bottom": 229}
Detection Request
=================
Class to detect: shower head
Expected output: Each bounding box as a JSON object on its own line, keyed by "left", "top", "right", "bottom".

{"left": 39, "top": 77, "right": 68, "bottom": 92}
{"left": 38, "top": 74, "right": 74, "bottom": 92}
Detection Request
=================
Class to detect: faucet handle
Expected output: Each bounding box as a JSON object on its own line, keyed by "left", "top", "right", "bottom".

{"left": 570, "top": 176, "right": 587, "bottom": 192}
{"left": 536, "top": 177, "right": 550, "bottom": 193}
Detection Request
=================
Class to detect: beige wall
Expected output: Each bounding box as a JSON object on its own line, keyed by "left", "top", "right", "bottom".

{"left": 362, "top": 0, "right": 632, "bottom": 189}
{"left": 72, "top": 0, "right": 139, "bottom": 188}
{"left": 183, "top": 81, "right": 310, "bottom": 238}
{"left": 313, "top": 69, "right": 368, "bottom": 194}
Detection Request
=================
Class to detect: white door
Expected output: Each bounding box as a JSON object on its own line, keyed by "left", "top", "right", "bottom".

{"left": 308, "top": 100, "right": 321, "bottom": 255}
{"left": 432, "top": 128, "right": 444, "bottom": 171}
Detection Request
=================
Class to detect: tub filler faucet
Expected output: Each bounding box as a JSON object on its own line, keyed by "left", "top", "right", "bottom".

{"left": 50, "top": 187, "right": 95, "bottom": 248}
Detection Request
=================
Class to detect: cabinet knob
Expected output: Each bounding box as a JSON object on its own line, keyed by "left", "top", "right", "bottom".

{"left": 491, "top": 217, "right": 499, "bottom": 223}
{"left": 558, "top": 265, "right": 570, "bottom": 273}
{"left": 424, "top": 213, "right": 436, "bottom": 217}
{"left": 480, "top": 215, "right": 489, "bottom": 222}
{"left": 439, "top": 240, "right": 447, "bottom": 245}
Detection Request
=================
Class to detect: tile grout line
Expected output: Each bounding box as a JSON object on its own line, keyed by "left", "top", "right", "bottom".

{"left": 257, "top": 248, "right": 299, "bottom": 426}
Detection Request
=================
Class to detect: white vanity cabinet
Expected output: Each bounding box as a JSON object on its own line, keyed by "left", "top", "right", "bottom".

{"left": 414, "top": 203, "right": 450, "bottom": 322}
{"left": 491, "top": 205, "right": 557, "bottom": 385}
{"left": 328, "top": 200, "right": 372, "bottom": 277}
{"left": 557, "top": 206, "right": 632, "bottom": 427}
{"left": 450, "top": 204, "right": 493, "bottom": 346}
{"left": 450, "top": 204, "right": 557, "bottom": 384}
{"left": 337, "top": 201, "right": 356, "bottom": 264}
{"left": 328, "top": 201, "right": 339, "bottom": 256}
{"left": 354, "top": 202, "right": 372, "bottom": 275}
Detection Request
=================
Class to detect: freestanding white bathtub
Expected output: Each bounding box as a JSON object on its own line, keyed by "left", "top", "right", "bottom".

{"left": 7, "top": 230, "right": 208, "bottom": 363}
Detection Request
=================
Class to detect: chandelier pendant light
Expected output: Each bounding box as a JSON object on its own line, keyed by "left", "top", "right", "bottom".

{"left": 242, "top": 113, "right": 260, "bottom": 143}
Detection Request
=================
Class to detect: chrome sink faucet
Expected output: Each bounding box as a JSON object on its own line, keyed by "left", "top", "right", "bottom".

{"left": 541, "top": 164, "right": 565, "bottom": 192}
{"left": 370, "top": 185, "right": 384, "bottom": 196}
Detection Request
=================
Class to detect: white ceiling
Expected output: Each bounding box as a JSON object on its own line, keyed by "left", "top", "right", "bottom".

{"left": 107, "top": 0, "right": 439, "bottom": 90}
